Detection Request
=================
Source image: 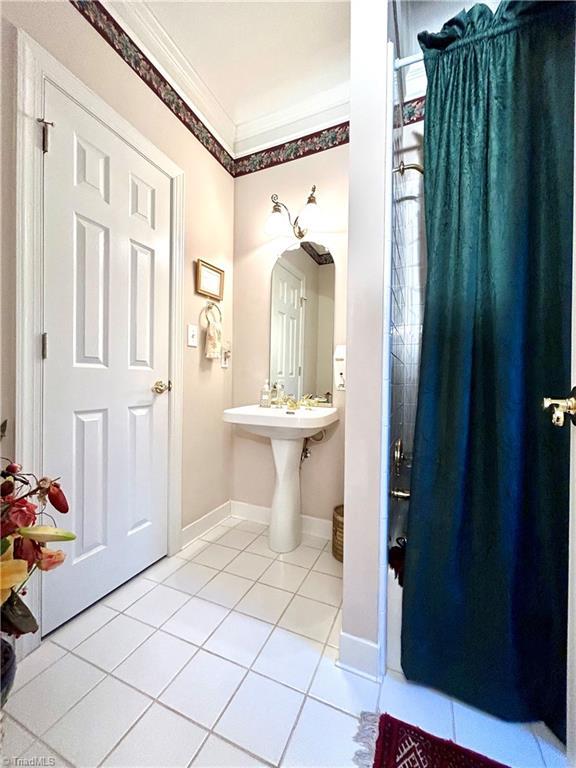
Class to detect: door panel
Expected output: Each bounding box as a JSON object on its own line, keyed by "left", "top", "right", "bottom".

{"left": 42, "top": 82, "right": 171, "bottom": 633}
{"left": 270, "top": 261, "right": 303, "bottom": 398}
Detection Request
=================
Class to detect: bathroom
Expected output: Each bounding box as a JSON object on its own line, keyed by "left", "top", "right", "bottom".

{"left": 0, "top": 1, "right": 575, "bottom": 767}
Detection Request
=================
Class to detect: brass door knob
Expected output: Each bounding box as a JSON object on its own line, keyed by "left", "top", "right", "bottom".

{"left": 543, "top": 387, "right": 576, "bottom": 427}
{"left": 151, "top": 380, "right": 171, "bottom": 395}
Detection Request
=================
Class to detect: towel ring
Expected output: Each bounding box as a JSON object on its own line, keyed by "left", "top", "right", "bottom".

{"left": 202, "top": 301, "right": 222, "bottom": 323}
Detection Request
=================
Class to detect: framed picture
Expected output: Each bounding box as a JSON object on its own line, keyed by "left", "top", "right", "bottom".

{"left": 195, "top": 259, "right": 224, "bottom": 301}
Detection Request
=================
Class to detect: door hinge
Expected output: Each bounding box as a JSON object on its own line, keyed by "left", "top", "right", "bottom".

{"left": 41, "top": 332, "right": 48, "bottom": 360}
{"left": 37, "top": 118, "right": 54, "bottom": 154}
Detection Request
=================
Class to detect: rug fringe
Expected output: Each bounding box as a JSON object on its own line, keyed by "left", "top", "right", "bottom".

{"left": 353, "top": 711, "right": 380, "bottom": 768}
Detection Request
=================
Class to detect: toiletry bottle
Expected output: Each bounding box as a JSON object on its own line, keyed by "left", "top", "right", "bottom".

{"left": 275, "top": 382, "right": 285, "bottom": 406}
{"left": 260, "top": 379, "right": 272, "bottom": 408}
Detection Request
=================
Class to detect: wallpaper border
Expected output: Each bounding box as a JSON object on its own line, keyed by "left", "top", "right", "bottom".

{"left": 70, "top": 1, "right": 424, "bottom": 176}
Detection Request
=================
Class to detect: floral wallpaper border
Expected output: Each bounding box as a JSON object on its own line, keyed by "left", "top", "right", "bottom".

{"left": 395, "top": 97, "right": 426, "bottom": 129}
{"left": 234, "top": 123, "right": 350, "bottom": 177}
{"left": 70, "top": 1, "right": 424, "bottom": 177}
{"left": 70, "top": 0, "right": 237, "bottom": 174}
{"left": 403, "top": 97, "right": 426, "bottom": 127}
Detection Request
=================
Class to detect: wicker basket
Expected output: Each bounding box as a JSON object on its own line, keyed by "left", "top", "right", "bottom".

{"left": 332, "top": 504, "right": 344, "bottom": 562}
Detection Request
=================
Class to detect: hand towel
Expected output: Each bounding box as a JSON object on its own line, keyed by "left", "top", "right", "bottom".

{"left": 205, "top": 308, "right": 222, "bottom": 359}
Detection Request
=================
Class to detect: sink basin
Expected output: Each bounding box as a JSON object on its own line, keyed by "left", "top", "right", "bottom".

{"left": 223, "top": 404, "right": 339, "bottom": 439}
{"left": 223, "top": 404, "right": 339, "bottom": 552}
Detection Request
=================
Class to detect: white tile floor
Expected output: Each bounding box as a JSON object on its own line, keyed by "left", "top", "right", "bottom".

{"left": 1, "top": 515, "right": 567, "bottom": 768}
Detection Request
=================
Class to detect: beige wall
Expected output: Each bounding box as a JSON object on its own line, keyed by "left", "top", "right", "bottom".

{"left": 0, "top": 1, "right": 235, "bottom": 530}
{"left": 232, "top": 146, "right": 348, "bottom": 521}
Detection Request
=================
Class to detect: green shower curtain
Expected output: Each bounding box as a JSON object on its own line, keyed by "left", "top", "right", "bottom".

{"left": 401, "top": 1, "right": 575, "bottom": 742}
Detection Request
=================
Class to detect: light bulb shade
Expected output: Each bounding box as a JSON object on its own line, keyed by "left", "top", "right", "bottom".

{"left": 265, "top": 208, "right": 289, "bottom": 237}
{"left": 297, "top": 200, "right": 321, "bottom": 231}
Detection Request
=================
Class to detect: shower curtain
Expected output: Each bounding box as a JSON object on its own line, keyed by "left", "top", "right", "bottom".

{"left": 401, "top": 1, "right": 575, "bottom": 742}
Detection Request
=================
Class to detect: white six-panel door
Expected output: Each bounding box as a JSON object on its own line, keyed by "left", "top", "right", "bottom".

{"left": 270, "top": 260, "right": 304, "bottom": 399}
{"left": 41, "top": 81, "right": 171, "bottom": 633}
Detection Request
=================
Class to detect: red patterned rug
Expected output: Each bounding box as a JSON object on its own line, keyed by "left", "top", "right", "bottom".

{"left": 354, "top": 713, "right": 510, "bottom": 768}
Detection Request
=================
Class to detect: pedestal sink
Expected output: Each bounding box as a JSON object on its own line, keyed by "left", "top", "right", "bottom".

{"left": 223, "top": 405, "right": 339, "bottom": 552}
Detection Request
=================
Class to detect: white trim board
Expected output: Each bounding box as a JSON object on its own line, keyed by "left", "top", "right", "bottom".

{"left": 230, "top": 501, "right": 333, "bottom": 540}
{"left": 567, "top": 42, "right": 576, "bottom": 764}
{"left": 101, "top": 0, "right": 349, "bottom": 159}
{"left": 101, "top": 0, "right": 235, "bottom": 155}
{"left": 181, "top": 500, "right": 332, "bottom": 551}
{"left": 338, "top": 631, "right": 382, "bottom": 681}
{"left": 181, "top": 502, "right": 232, "bottom": 549}
{"left": 15, "top": 32, "right": 184, "bottom": 654}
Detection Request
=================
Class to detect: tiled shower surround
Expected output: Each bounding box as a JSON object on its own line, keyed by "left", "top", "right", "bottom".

{"left": 386, "top": 76, "right": 427, "bottom": 674}
{"left": 389, "top": 116, "right": 426, "bottom": 465}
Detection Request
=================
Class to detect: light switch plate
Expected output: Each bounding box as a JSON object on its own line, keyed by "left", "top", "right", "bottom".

{"left": 187, "top": 324, "right": 199, "bottom": 348}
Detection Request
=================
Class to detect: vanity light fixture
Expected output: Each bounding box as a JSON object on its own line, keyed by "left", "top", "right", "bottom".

{"left": 265, "top": 185, "right": 321, "bottom": 239}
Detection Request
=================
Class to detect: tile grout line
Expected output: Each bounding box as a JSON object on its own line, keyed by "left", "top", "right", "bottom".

{"left": 18, "top": 519, "right": 338, "bottom": 686}
{"left": 529, "top": 724, "right": 549, "bottom": 768}
{"left": 275, "top": 601, "right": 351, "bottom": 767}
{"left": 10, "top": 518, "right": 350, "bottom": 766}
{"left": 108, "top": 539, "right": 345, "bottom": 764}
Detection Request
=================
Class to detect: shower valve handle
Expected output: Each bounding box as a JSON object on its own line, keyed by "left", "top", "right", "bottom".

{"left": 542, "top": 388, "right": 576, "bottom": 427}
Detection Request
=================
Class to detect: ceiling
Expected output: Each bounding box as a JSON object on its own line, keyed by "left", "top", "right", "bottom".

{"left": 108, "top": 1, "right": 350, "bottom": 156}
{"left": 149, "top": 2, "right": 350, "bottom": 126}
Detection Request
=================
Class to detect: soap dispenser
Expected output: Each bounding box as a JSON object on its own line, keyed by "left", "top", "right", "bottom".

{"left": 260, "top": 379, "right": 272, "bottom": 408}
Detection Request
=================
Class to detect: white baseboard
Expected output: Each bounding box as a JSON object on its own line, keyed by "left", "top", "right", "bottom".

{"left": 229, "top": 501, "right": 270, "bottom": 524}
{"left": 338, "top": 631, "right": 382, "bottom": 681}
{"left": 180, "top": 501, "right": 231, "bottom": 548}
{"left": 230, "top": 500, "right": 332, "bottom": 539}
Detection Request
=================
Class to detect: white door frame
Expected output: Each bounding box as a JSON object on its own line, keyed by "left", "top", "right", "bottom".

{"left": 15, "top": 32, "right": 185, "bottom": 656}
{"left": 567, "top": 43, "right": 576, "bottom": 764}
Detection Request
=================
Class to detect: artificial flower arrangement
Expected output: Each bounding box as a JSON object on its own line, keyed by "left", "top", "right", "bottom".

{"left": 0, "top": 459, "right": 75, "bottom": 639}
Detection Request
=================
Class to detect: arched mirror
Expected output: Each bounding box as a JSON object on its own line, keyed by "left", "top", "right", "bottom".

{"left": 269, "top": 242, "right": 335, "bottom": 400}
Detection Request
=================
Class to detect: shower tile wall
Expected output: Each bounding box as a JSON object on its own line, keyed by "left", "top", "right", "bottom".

{"left": 390, "top": 118, "right": 426, "bottom": 463}
{"left": 386, "top": 81, "right": 426, "bottom": 674}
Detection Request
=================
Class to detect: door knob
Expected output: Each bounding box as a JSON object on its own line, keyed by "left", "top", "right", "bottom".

{"left": 543, "top": 387, "right": 576, "bottom": 427}
{"left": 151, "top": 380, "right": 171, "bottom": 395}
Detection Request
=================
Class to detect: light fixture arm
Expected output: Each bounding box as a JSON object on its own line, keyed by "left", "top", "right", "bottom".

{"left": 270, "top": 189, "right": 313, "bottom": 240}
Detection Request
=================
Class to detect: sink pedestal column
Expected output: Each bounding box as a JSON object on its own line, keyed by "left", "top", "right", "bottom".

{"left": 269, "top": 438, "right": 303, "bottom": 553}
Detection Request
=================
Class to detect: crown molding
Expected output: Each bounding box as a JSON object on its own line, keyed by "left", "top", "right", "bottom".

{"left": 101, "top": 0, "right": 236, "bottom": 154}
{"left": 100, "top": 0, "right": 350, "bottom": 159}
{"left": 235, "top": 83, "right": 350, "bottom": 157}
{"left": 71, "top": 1, "right": 352, "bottom": 175}
{"left": 402, "top": 59, "right": 427, "bottom": 101}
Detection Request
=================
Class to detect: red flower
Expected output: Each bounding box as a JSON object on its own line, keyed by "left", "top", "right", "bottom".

{"left": 0, "top": 518, "right": 18, "bottom": 538}
{"left": 5, "top": 463, "right": 22, "bottom": 475}
{"left": 37, "top": 548, "right": 66, "bottom": 571}
{"left": 0, "top": 479, "right": 14, "bottom": 497}
{"left": 13, "top": 537, "right": 42, "bottom": 570}
{"left": 7, "top": 498, "right": 37, "bottom": 529}
{"left": 47, "top": 482, "right": 69, "bottom": 514}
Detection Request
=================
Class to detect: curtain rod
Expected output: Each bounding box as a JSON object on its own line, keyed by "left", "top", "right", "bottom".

{"left": 394, "top": 52, "right": 424, "bottom": 70}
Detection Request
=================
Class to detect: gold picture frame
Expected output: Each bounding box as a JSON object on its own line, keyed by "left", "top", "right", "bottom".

{"left": 195, "top": 259, "right": 225, "bottom": 301}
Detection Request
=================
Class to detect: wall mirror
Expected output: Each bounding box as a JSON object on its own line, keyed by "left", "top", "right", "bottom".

{"left": 269, "top": 242, "right": 335, "bottom": 400}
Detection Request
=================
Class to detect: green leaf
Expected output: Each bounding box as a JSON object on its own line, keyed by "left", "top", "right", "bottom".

{"left": 1, "top": 591, "right": 39, "bottom": 637}
{"left": 0, "top": 538, "right": 9, "bottom": 556}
